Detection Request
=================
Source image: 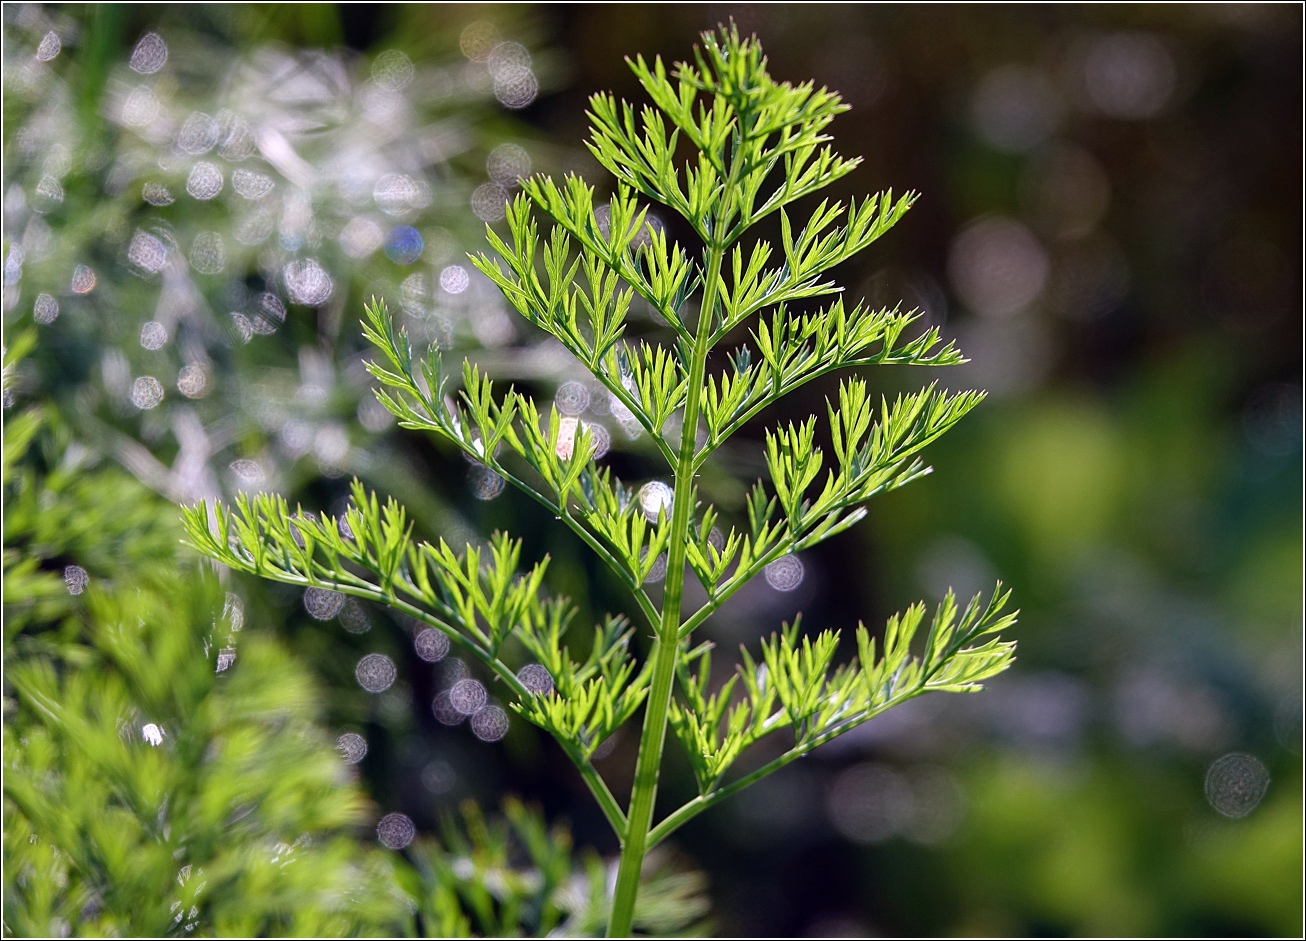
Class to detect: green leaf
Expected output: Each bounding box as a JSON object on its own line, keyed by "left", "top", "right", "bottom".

{"left": 180, "top": 26, "right": 1018, "bottom": 931}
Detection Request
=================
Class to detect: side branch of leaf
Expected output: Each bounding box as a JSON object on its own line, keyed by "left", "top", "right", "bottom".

{"left": 697, "top": 302, "right": 964, "bottom": 465}
{"left": 360, "top": 299, "right": 662, "bottom": 628}
{"left": 520, "top": 175, "right": 697, "bottom": 346}
{"left": 682, "top": 381, "right": 982, "bottom": 617}
{"left": 179, "top": 485, "right": 633, "bottom": 836}
{"left": 654, "top": 584, "right": 1017, "bottom": 846}
{"left": 711, "top": 190, "right": 916, "bottom": 339}
{"left": 465, "top": 197, "right": 681, "bottom": 465}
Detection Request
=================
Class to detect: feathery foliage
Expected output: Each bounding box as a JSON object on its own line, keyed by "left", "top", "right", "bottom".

{"left": 183, "top": 24, "right": 1017, "bottom": 936}
{"left": 3, "top": 572, "right": 411, "bottom": 937}
{"left": 1, "top": 394, "right": 406, "bottom": 936}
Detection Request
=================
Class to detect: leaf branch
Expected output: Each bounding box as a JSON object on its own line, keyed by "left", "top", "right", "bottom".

{"left": 653, "top": 584, "right": 1017, "bottom": 847}
{"left": 361, "top": 299, "right": 662, "bottom": 629}
{"left": 181, "top": 487, "right": 633, "bottom": 837}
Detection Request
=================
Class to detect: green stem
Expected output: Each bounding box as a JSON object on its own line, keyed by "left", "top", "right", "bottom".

{"left": 607, "top": 109, "right": 753, "bottom": 933}
{"left": 566, "top": 747, "right": 630, "bottom": 840}
{"left": 606, "top": 240, "right": 727, "bottom": 937}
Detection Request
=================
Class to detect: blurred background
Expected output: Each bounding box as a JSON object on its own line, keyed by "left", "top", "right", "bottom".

{"left": 3, "top": 3, "right": 1301, "bottom": 936}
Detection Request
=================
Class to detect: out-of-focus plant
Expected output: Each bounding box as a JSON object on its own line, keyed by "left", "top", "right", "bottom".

{"left": 1, "top": 379, "right": 405, "bottom": 935}
{"left": 2, "top": 3, "right": 554, "bottom": 510}
{"left": 2, "top": 574, "right": 412, "bottom": 937}
{"left": 856, "top": 359, "right": 1303, "bottom": 937}
{"left": 397, "top": 798, "right": 709, "bottom": 937}
{"left": 184, "top": 25, "right": 1019, "bottom": 934}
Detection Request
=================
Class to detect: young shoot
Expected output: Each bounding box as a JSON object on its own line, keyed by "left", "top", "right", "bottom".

{"left": 183, "top": 24, "right": 1017, "bottom": 937}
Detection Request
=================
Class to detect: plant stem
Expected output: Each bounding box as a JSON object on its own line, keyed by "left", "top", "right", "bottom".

{"left": 606, "top": 240, "right": 726, "bottom": 937}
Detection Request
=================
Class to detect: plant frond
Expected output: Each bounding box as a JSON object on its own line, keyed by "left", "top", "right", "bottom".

{"left": 665, "top": 583, "right": 1017, "bottom": 801}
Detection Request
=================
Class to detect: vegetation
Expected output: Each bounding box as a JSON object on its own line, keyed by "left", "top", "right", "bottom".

{"left": 6, "top": 5, "right": 1298, "bottom": 937}
{"left": 183, "top": 26, "right": 1017, "bottom": 935}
